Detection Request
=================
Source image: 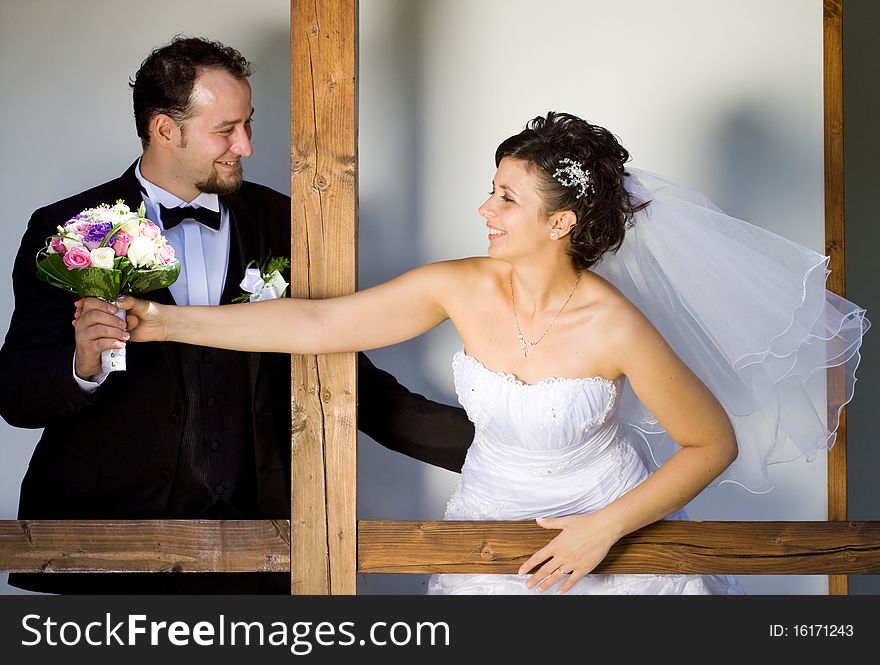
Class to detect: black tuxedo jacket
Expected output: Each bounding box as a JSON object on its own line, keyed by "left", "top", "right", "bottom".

{"left": 0, "top": 163, "right": 473, "bottom": 593}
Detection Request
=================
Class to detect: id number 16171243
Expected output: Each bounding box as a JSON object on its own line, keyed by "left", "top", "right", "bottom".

{"left": 769, "top": 624, "right": 854, "bottom": 638}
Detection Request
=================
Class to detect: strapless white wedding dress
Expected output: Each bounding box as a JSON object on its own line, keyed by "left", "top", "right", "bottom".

{"left": 427, "top": 351, "right": 743, "bottom": 595}
{"left": 426, "top": 169, "right": 869, "bottom": 593}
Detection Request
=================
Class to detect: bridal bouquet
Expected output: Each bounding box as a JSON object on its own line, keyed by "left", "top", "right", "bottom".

{"left": 36, "top": 200, "right": 180, "bottom": 373}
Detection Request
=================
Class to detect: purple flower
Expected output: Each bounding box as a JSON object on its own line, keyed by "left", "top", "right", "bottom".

{"left": 83, "top": 222, "right": 112, "bottom": 250}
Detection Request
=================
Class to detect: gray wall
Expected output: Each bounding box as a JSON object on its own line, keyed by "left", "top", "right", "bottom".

{"left": 844, "top": 0, "right": 880, "bottom": 596}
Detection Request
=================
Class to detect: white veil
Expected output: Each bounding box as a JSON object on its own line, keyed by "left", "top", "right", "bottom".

{"left": 593, "top": 169, "right": 870, "bottom": 493}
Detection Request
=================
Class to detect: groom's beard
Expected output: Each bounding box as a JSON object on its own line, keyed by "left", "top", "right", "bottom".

{"left": 195, "top": 163, "right": 244, "bottom": 195}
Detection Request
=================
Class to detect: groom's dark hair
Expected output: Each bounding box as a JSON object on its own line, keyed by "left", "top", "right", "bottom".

{"left": 130, "top": 36, "right": 252, "bottom": 147}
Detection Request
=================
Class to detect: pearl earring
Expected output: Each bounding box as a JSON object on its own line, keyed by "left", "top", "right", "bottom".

{"left": 550, "top": 231, "right": 557, "bottom": 239}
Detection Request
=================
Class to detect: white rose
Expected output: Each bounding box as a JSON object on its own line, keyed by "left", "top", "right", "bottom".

{"left": 62, "top": 235, "right": 84, "bottom": 252}
{"left": 120, "top": 217, "right": 141, "bottom": 235}
{"left": 126, "top": 236, "right": 159, "bottom": 268}
{"left": 264, "top": 270, "right": 289, "bottom": 298}
{"left": 89, "top": 247, "right": 116, "bottom": 269}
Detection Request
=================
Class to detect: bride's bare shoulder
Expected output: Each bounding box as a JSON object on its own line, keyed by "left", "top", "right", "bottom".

{"left": 582, "top": 270, "right": 653, "bottom": 334}
{"left": 404, "top": 258, "right": 504, "bottom": 307}
{"left": 428, "top": 257, "right": 508, "bottom": 285}
{"left": 437, "top": 256, "right": 503, "bottom": 272}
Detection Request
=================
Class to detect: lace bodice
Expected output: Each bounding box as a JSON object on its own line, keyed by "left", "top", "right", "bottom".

{"left": 445, "top": 351, "right": 643, "bottom": 522}
{"left": 453, "top": 350, "right": 620, "bottom": 451}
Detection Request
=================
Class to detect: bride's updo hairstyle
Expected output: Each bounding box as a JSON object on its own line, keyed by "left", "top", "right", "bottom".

{"left": 495, "top": 112, "right": 648, "bottom": 270}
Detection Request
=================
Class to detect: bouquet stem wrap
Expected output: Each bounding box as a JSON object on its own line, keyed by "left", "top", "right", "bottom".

{"left": 100, "top": 303, "right": 127, "bottom": 374}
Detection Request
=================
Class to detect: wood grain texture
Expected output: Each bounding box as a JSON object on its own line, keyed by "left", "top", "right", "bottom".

{"left": 291, "top": 0, "right": 358, "bottom": 595}
{"left": 358, "top": 520, "right": 880, "bottom": 575}
{"left": 0, "top": 520, "right": 289, "bottom": 573}
{"left": 3, "top": 519, "right": 879, "bottom": 577}
{"left": 824, "top": 0, "right": 847, "bottom": 596}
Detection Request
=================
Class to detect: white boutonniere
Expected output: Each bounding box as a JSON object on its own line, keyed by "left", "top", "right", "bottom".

{"left": 234, "top": 256, "right": 290, "bottom": 302}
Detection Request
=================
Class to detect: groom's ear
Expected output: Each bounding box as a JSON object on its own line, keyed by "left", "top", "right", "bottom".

{"left": 150, "top": 113, "right": 177, "bottom": 148}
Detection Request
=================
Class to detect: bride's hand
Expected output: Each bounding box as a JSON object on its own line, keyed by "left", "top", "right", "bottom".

{"left": 116, "top": 296, "right": 167, "bottom": 342}
{"left": 518, "top": 513, "right": 619, "bottom": 594}
{"left": 74, "top": 296, "right": 167, "bottom": 343}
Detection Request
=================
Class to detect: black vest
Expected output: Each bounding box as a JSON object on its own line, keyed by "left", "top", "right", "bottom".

{"left": 165, "top": 207, "right": 258, "bottom": 517}
{"left": 168, "top": 344, "right": 257, "bottom": 517}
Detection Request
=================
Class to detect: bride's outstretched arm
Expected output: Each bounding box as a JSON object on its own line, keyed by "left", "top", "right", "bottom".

{"left": 101, "top": 261, "right": 465, "bottom": 354}
{"left": 520, "top": 303, "right": 738, "bottom": 593}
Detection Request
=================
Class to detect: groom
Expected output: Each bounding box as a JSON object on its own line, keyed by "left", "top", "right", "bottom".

{"left": 0, "top": 37, "right": 473, "bottom": 594}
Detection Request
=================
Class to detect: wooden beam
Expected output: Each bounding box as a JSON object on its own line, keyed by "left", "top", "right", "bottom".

{"left": 823, "top": 0, "right": 847, "bottom": 596}
{"left": 3, "top": 519, "right": 879, "bottom": 575}
{"left": 291, "top": 0, "right": 359, "bottom": 595}
{"left": 0, "top": 520, "right": 289, "bottom": 573}
{"left": 358, "top": 520, "right": 880, "bottom": 575}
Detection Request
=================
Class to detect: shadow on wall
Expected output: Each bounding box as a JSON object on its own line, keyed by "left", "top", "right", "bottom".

{"left": 356, "top": 0, "right": 451, "bottom": 595}
{"left": 705, "top": 101, "right": 822, "bottom": 248}
{"left": 246, "top": 23, "right": 291, "bottom": 195}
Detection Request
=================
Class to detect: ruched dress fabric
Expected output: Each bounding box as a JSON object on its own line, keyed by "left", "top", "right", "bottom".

{"left": 427, "top": 351, "right": 744, "bottom": 595}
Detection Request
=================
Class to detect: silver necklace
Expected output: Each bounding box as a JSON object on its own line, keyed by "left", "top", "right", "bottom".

{"left": 510, "top": 272, "right": 581, "bottom": 358}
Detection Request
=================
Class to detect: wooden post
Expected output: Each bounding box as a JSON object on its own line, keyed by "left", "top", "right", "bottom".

{"left": 290, "top": 0, "right": 359, "bottom": 595}
{"left": 823, "top": 0, "right": 847, "bottom": 597}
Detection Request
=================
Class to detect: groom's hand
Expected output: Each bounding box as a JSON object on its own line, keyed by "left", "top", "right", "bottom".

{"left": 72, "top": 297, "right": 129, "bottom": 380}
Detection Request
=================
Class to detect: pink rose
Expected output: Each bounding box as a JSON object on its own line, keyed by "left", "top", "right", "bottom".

{"left": 158, "top": 244, "right": 176, "bottom": 265}
{"left": 50, "top": 237, "right": 67, "bottom": 255}
{"left": 139, "top": 221, "right": 160, "bottom": 239}
{"left": 63, "top": 245, "right": 92, "bottom": 269}
{"left": 73, "top": 221, "right": 92, "bottom": 235}
{"left": 112, "top": 231, "right": 133, "bottom": 257}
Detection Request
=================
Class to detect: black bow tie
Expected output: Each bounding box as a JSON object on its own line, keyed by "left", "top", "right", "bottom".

{"left": 159, "top": 204, "right": 221, "bottom": 231}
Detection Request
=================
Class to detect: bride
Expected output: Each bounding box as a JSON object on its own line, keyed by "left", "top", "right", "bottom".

{"left": 89, "top": 112, "right": 868, "bottom": 594}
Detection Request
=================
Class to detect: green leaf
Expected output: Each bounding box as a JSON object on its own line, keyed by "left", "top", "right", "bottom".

{"left": 36, "top": 252, "right": 180, "bottom": 300}
{"left": 77, "top": 268, "right": 123, "bottom": 300}
{"left": 35, "top": 253, "right": 79, "bottom": 294}
{"left": 124, "top": 261, "right": 181, "bottom": 294}
{"left": 263, "top": 256, "right": 290, "bottom": 277}
{"left": 36, "top": 253, "right": 122, "bottom": 299}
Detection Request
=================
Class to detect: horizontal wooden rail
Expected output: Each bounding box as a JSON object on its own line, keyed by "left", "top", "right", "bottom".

{"left": 0, "top": 520, "right": 289, "bottom": 573}
{"left": 3, "top": 520, "right": 879, "bottom": 575}
{"left": 358, "top": 520, "right": 880, "bottom": 575}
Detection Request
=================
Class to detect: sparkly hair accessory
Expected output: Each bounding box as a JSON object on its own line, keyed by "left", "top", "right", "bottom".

{"left": 553, "top": 158, "right": 593, "bottom": 200}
